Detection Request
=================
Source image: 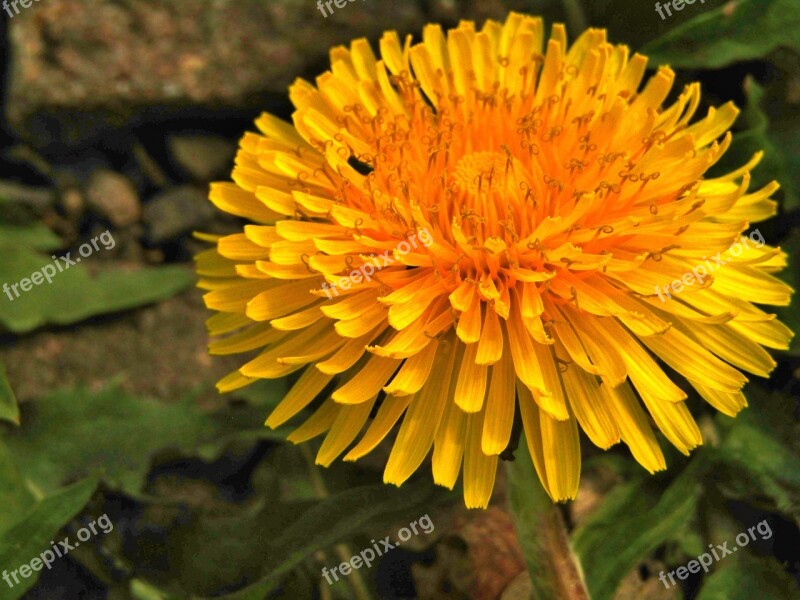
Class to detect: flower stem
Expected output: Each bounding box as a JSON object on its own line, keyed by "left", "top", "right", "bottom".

{"left": 301, "top": 445, "right": 374, "bottom": 600}
{"left": 505, "top": 442, "right": 590, "bottom": 600}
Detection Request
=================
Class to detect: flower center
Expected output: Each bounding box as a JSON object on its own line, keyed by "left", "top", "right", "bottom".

{"left": 453, "top": 151, "right": 511, "bottom": 196}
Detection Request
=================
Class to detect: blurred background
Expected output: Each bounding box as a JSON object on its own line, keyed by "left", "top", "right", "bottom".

{"left": 0, "top": 1, "right": 798, "bottom": 598}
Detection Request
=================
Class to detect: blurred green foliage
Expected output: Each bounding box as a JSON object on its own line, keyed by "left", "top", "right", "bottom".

{"left": 0, "top": 201, "right": 194, "bottom": 333}
{"left": 572, "top": 384, "right": 799, "bottom": 599}
{"left": 0, "top": 363, "right": 18, "bottom": 425}
{"left": 0, "top": 476, "right": 98, "bottom": 599}
{"left": 1, "top": 0, "right": 799, "bottom": 598}
{"left": 640, "top": 0, "right": 800, "bottom": 68}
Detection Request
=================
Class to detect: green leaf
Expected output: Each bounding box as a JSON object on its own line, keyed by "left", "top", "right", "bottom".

{"left": 0, "top": 477, "right": 97, "bottom": 600}
{"left": 203, "top": 479, "right": 439, "bottom": 599}
{"left": 714, "top": 386, "right": 800, "bottom": 522}
{"left": 584, "top": 0, "right": 711, "bottom": 53}
{"left": 0, "top": 243, "right": 193, "bottom": 333}
{"left": 770, "top": 119, "right": 800, "bottom": 212}
{"left": 641, "top": 0, "right": 800, "bottom": 69}
{"left": 0, "top": 441, "right": 35, "bottom": 534}
{"left": 130, "top": 579, "right": 180, "bottom": 600}
{"left": 195, "top": 378, "right": 295, "bottom": 461}
{"left": 505, "top": 442, "right": 590, "bottom": 600}
{"left": 195, "top": 426, "right": 293, "bottom": 462}
{"left": 0, "top": 363, "right": 19, "bottom": 426}
{"left": 0, "top": 224, "right": 60, "bottom": 252}
{"left": 251, "top": 445, "right": 317, "bottom": 502}
{"left": 2, "top": 385, "right": 288, "bottom": 496}
{"left": 572, "top": 454, "right": 708, "bottom": 600}
{"left": 696, "top": 552, "right": 797, "bottom": 599}
{"left": 168, "top": 497, "right": 316, "bottom": 596}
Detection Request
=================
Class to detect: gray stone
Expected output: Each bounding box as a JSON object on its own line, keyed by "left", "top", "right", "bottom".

{"left": 143, "top": 186, "right": 215, "bottom": 244}
{"left": 7, "top": 0, "right": 537, "bottom": 146}
{"left": 168, "top": 134, "right": 236, "bottom": 182}
{"left": 86, "top": 169, "right": 141, "bottom": 227}
{"left": 6, "top": 0, "right": 422, "bottom": 144}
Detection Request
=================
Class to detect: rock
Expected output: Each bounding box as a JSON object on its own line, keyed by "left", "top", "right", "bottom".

{"left": 59, "top": 187, "right": 85, "bottom": 219}
{"left": 168, "top": 134, "right": 236, "bottom": 182}
{"left": 86, "top": 169, "right": 141, "bottom": 227}
{"left": 143, "top": 186, "right": 214, "bottom": 244}
{"left": 0, "top": 180, "right": 54, "bottom": 212}
{"left": 106, "top": 224, "right": 145, "bottom": 262}
{"left": 0, "top": 289, "right": 243, "bottom": 401}
{"left": 5, "top": 0, "right": 418, "bottom": 145}
{"left": 132, "top": 143, "right": 170, "bottom": 188}
{"left": 6, "top": 0, "right": 535, "bottom": 146}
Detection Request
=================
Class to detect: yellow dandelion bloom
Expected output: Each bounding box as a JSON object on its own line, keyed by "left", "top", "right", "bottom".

{"left": 197, "top": 13, "right": 793, "bottom": 508}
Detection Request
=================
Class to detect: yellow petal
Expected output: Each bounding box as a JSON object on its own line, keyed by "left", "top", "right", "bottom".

{"left": 463, "top": 408, "right": 498, "bottom": 509}
{"left": 475, "top": 304, "right": 503, "bottom": 365}
{"left": 383, "top": 339, "right": 439, "bottom": 396}
{"left": 317, "top": 395, "right": 378, "bottom": 466}
{"left": 266, "top": 367, "right": 335, "bottom": 428}
{"left": 453, "top": 341, "right": 488, "bottom": 412}
{"left": 600, "top": 381, "right": 666, "bottom": 473}
{"left": 481, "top": 339, "right": 516, "bottom": 455}
{"left": 344, "top": 394, "right": 414, "bottom": 461}
{"left": 332, "top": 353, "right": 402, "bottom": 404}
{"left": 384, "top": 334, "right": 459, "bottom": 485}
{"left": 287, "top": 399, "right": 339, "bottom": 443}
{"left": 561, "top": 359, "right": 620, "bottom": 449}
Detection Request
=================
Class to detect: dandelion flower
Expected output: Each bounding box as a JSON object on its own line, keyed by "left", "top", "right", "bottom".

{"left": 197, "top": 13, "right": 793, "bottom": 508}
